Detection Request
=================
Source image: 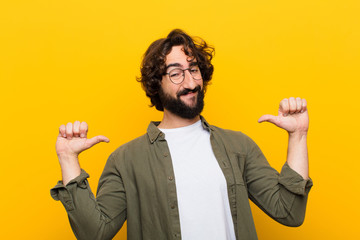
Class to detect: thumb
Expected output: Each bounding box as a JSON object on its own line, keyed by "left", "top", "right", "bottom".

{"left": 258, "top": 114, "right": 280, "bottom": 125}
{"left": 85, "top": 135, "right": 110, "bottom": 149}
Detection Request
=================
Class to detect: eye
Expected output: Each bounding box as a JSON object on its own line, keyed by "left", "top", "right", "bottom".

{"left": 170, "top": 72, "right": 180, "bottom": 78}
{"left": 190, "top": 66, "right": 200, "bottom": 73}
{"left": 169, "top": 69, "right": 182, "bottom": 78}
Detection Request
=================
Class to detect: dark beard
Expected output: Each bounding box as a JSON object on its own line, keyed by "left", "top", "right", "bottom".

{"left": 159, "top": 85, "right": 204, "bottom": 119}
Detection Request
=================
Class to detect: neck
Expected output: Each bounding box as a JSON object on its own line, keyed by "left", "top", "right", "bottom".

{"left": 158, "top": 109, "right": 200, "bottom": 129}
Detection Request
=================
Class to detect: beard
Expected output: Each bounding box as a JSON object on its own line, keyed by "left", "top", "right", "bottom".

{"left": 159, "top": 85, "right": 204, "bottom": 119}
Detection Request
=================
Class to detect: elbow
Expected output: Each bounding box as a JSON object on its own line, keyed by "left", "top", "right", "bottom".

{"left": 285, "top": 217, "right": 305, "bottom": 227}
{"left": 274, "top": 210, "right": 306, "bottom": 227}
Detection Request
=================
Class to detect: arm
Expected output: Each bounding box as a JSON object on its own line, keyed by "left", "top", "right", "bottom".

{"left": 242, "top": 97, "right": 311, "bottom": 226}
{"left": 52, "top": 121, "right": 126, "bottom": 239}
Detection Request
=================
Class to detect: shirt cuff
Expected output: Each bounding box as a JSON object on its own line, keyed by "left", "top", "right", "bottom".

{"left": 50, "top": 169, "right": 89, "bottom": 211}
{"left": 279, "top": 163, "right": 313, "bottom": 196}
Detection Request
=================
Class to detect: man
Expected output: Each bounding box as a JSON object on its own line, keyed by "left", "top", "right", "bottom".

{"left": 51, "top": 29, "right": 312, "bottom": 240}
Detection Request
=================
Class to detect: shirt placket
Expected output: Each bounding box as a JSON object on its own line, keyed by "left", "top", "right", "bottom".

{"left": 209, "top": 130, "right": 238, "bottom": 238}
{"left": 156, "top": 132, "right": 182, "bottom": 240}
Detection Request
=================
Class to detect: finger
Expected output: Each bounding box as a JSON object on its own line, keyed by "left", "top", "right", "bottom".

{"left": 279, "top": 98, "right": 289, "bottom": 116}
{"left": 79, "top": 122, "right": 88, "bottom": 138}
{"left": 288, "top": 97, "right": 297, "bottom": 114}
{"left": 85, "top": 135, "right": 110, "bottom": 149}
{"left": 296, "top": 97, "right": 302, "bottom": 113}
{"left": 73, "top": 121, "right": 80, "bottom": 137}
{"left": 66, "top": 122, "right": 73, "bottom": 139}
{"left": 301, "top": 98, "right": 307, "bottom": 113}
{"left": 59, "top": 124, "right": 66, "bottom": 138}
{"left": 258, "top": 114, "right": 280, "bottom": 126}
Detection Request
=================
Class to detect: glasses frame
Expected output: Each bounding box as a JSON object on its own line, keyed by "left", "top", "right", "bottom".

{"left": 165, "top": 67, "right": 202, "bottom": 85}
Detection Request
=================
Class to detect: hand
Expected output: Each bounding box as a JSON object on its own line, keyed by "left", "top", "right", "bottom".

{"left": 56, "top": 121, "right": 110, "bottom": 159}
{"left": 258, "top": 97, "right": 309, "bottom": 136}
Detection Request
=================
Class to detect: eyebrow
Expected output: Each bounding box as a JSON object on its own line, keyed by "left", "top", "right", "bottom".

{"left": 166, "top": 63, "right": 182, "bottom": 70}
{"left": 166, "top": 61, "right": 198, "bottom": 70}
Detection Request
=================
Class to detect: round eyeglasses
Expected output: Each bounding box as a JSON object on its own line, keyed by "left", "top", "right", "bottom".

{"left": 165, "top": 66, "right": 202, "bottom": 84}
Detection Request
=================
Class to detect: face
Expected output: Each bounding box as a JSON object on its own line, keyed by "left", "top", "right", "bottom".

{"left": 160, "top": 45, "right": 204, "bottom": 119}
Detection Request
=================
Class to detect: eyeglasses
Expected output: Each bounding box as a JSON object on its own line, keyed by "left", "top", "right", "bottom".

{"left": 165, "top": 66, "right": 202, "bottom": 84}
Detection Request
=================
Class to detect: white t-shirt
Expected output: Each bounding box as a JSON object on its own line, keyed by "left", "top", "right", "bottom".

{"left": 159, "top": 120, "right": 236, "bottom": 240}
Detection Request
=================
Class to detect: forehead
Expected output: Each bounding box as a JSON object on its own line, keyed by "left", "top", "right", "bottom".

{"left": 165, "top": 45, "right": 196, "bottom": 67}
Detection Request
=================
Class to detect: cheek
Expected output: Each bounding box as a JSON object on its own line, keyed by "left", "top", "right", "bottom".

{"left": 161, "top": 78, "right": 179, "bottom": 96}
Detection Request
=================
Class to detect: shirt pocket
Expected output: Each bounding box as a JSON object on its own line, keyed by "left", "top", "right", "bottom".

{"left": 228, "top": 152, "right": 246, "bottom": 186}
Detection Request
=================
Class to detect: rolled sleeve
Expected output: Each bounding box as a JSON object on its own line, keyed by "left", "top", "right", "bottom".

{"left": 279, "top": 162, "right": 313, "bottom": 196}
{"left": 50, "top": 169, "right": 90, "bottom": 211}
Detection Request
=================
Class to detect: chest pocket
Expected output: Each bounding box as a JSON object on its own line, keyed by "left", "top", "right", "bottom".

{"left": 228, "top": 152, "right": 247, "bottom": 187}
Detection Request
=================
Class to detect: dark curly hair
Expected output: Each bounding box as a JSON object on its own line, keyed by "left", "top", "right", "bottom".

{"left": 137, "top": 29, "right": 215, "bottom": 111}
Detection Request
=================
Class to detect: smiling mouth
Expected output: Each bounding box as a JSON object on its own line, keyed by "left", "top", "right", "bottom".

{"left": 182, "top": 91, "right": 197, "bottom": 97}
{"left": 177, "top": 85, "right": 201, "bottom": 98}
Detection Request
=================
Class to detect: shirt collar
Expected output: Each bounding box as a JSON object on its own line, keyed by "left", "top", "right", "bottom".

{"left": 146, "top": 115, "right": 213, "bottom": 144}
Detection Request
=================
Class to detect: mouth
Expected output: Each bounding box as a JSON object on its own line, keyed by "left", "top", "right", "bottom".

{"left": 177, "top": 85, "right": 201, "bottom": 98}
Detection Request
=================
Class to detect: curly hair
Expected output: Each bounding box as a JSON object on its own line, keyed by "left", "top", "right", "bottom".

{"left": 137, "top": 29, "right": 215, "bottom": 111}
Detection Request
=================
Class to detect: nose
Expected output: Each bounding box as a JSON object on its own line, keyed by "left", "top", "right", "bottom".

{"left": 182, "top": 69, "right": 200, "bottom": 89}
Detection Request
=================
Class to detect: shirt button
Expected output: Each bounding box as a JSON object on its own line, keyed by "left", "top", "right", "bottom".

{"left": 163, "top": 153, "right": 168, "bottom": 157}
{"left": 171, "top": 205, "right": 176, "bottom": 209}
{"left": 168, "top": 176, "right": 173, "bottom": 181}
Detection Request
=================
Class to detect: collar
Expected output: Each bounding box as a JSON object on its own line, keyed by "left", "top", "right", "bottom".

{"left": 146, "top": 115, "right": 214, "bottom": 144}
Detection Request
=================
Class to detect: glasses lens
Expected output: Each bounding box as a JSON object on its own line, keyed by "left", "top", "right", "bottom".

{"left": 189, "top": 66, "right": 202, "bottom": 80}
{"left": 169, "top": 69, "right": 183, "bottom": 83}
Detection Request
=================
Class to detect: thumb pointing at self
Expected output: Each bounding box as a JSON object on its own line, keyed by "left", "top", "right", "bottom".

{"left": 84, "top": 135, "right": 110, "bottom": 149}
{"left": 258, "top": 114, "right": 281, "bottom": 127}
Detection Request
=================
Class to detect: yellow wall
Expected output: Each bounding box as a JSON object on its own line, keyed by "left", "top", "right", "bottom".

{"left": 1, "top": 0, "right": 359, "bottom": 239}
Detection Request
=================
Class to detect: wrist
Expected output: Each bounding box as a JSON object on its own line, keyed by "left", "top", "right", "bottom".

{"left": 288, "top": 131, "right": 307, "bottom": 140}
{"left": 57, "top": 152, "right": 78, "bottom": 163}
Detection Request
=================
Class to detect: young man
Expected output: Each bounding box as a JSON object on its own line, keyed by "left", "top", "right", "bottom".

{"left": 51, "top": 29, "right": 312, "bottom": 240}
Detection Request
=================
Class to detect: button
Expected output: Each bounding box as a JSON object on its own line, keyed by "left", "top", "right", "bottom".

{"left": 164, "top": 153, "right": 168, "bottom": 157}
{"left": 168, "top": 176, "right": 173, "bottom": 181}
{"left": 171, "top": 205, "right": 176, "bottom": 209}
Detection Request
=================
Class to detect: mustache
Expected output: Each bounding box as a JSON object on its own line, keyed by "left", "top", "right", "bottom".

{"left": 177, "top": 85, "right": 201, "bottom": 98}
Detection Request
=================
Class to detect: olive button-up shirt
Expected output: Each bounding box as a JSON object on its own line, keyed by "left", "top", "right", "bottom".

{"left": 51, "top": 117, "right": 313, "bottom": 240}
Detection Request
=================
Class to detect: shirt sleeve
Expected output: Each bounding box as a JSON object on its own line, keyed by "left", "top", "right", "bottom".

{"left": 50, "top": 153, "right": 127, "bottom": 240}
{"left": 244, "top": 137, "right": 313, "bottom": 227}
{"left": 279, "top": 162, "right": 313, "bottom": 196}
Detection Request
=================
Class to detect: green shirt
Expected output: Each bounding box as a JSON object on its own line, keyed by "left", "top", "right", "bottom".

{"left": 51, "top": 117, "right": 313, "bottom": 240}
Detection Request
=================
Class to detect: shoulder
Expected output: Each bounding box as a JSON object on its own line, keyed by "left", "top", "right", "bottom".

{"left": 107, "top": 134, "right": 150, "bottom": 164}
{"left": 210, "top": 124, "right": 259, "bottom": 153}
{"left": 211, "top": 124, "right": 253, "bottom": 142}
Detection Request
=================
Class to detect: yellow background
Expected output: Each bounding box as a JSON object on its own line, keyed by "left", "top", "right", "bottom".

{"left": 1, "top": 0, "right": 359, "bottom": 239}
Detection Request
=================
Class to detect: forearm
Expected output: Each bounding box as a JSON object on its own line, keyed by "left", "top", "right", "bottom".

{"left": 245, "top": 136, "right": 312, "bottom": 227}
{"left": 286, "top": 132, "right": 309, "bottom": 180}
{"left": 51, "top": 170, "right": 125, "bottom": 240}
{"left": 58, "top": 153, "right": 81, "bottom": 185}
